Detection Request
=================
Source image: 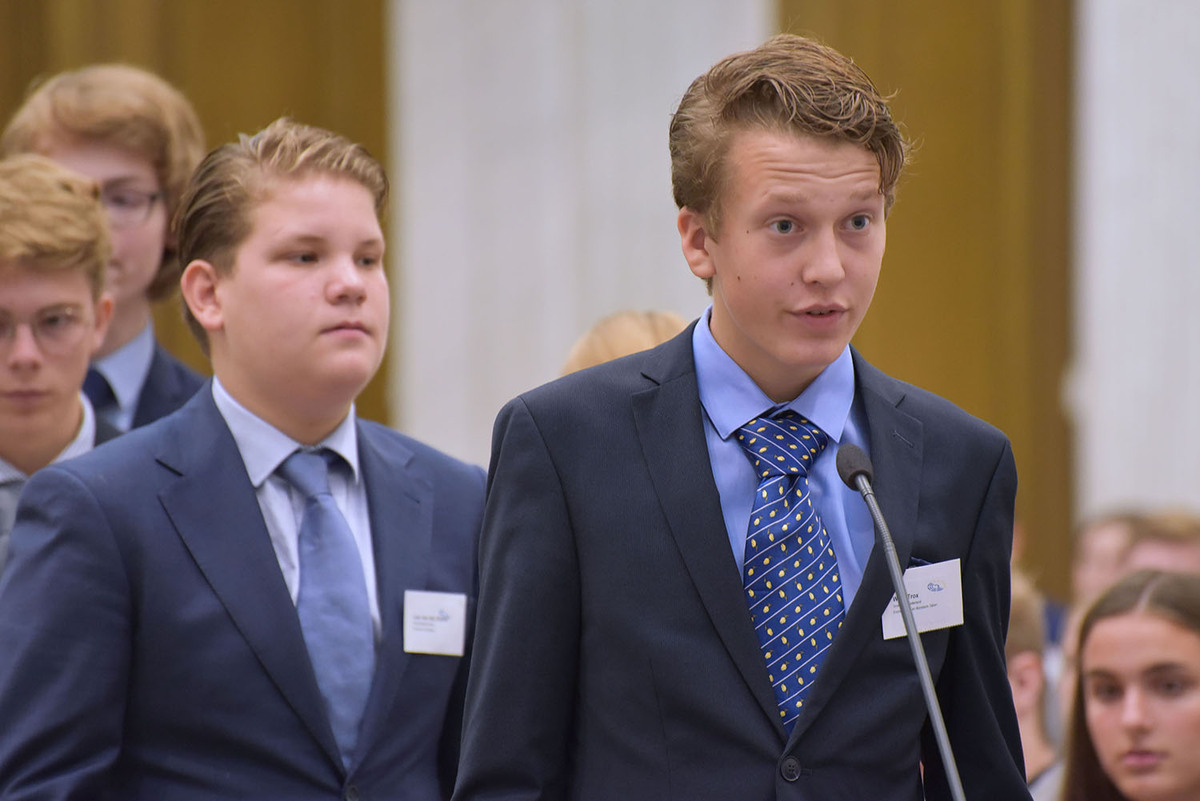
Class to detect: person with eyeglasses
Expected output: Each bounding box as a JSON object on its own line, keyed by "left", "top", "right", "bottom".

{"left": 1, "top": 64, "right": 206, "bottom": 432}
{"left": 0, "top": 154, "right": 117, "bottom": 573}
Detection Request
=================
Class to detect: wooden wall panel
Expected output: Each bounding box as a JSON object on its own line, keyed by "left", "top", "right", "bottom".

{"left": 779, "top": 1, "right": 1074, "bottom": 598}
{"left": 0, "top": 0, "right": 391, "bottom": 424}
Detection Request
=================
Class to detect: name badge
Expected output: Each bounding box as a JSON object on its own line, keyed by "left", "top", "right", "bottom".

{"left": 881, "top": 558, "right": 964, "bottom": 640}
{"left": 403, "top": 590, "right": 467, "bottom": 656}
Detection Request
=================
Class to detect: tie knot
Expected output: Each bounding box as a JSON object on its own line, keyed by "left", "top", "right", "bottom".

{"left": 277, "top": 448, "right": 339, "bottom": 499}
{"left": 735, "top": 411, "right": 828, "bottom": 479}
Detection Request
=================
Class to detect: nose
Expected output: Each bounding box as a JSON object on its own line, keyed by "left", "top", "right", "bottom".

{"left": 799, "top": 227, "right": 846, "bottom": 285}
{"left": 1120, "top": 687, "right": 1151, "bottom": 731}
{"left": 5, "top": 323, "right": 44, "bottom": 368}
{"left": 327, "top": 257, "right": 368, "bottom": 304}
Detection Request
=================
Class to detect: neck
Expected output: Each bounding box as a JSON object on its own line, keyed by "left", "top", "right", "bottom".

{"left": 1020, "top": 722, "right": 1057, "bottom": 784}
{"left": 0, "top": 398, "right": 83, "bottom": 475}
{"left": 97, "top": 301, "right": 151, "bottom": 358}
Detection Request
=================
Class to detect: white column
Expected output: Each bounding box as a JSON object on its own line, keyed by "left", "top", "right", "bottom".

{"left": 387, "top": 0, "right": 772, "bottom": 465}
{"left": 1071, "top": 0, "right": 1200, "bottom": 517}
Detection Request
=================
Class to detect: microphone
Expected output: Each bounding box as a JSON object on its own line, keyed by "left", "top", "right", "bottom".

{"left": 836, "top": 444, "right": 967, "bottom": 801}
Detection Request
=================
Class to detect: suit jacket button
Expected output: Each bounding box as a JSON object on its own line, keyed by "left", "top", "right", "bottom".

{"left": 780, "top": 756, "right": 802, "bottom": 782}
{"left": 344, "top": 785, "right": 361, "bottom": 801}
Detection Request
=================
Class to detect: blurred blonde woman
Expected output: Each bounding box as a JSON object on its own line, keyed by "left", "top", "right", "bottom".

{"left": 561, "top": 309, "right": 687, "bottom": 374}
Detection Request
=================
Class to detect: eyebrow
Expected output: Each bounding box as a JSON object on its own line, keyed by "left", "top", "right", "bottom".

{"left": 1085, "top": 662, "right": 1191, "bottom": 680}
{"left": 764, "top": 187, "right": 884, "bottom": 205}
{"left": 278, "top": 233, "right": 385, "bottom": 249}
{"left": 1144, "top": 662, "right": 1191, "bottom": 677}
{"left": 0, "top": 302, "right": 85, "bottom": 318}
{"left": 100, "top": 176, "right": 157, "bottom": 190}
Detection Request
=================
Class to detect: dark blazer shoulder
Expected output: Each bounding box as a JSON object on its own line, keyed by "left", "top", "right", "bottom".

{"left": 356, "top": 418, "right": 485, "bottom": 484}
{"left": 57, "top": 381, "right": 219, "bottom": 486}
{"left": 516, "top": 322, "right": 697, "bottom": 415}
{"left": 131, "top": 343, "right": 206, "bottom": 428}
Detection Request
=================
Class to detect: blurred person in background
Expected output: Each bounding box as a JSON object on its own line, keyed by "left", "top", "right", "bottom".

{"left": 1007, "top": 568, "right": 1063, "bottom": 800}
{"left": 1, "top": 63, "right": 206, "bottom": 431}
{"left": 1063, "top": 569, "right": 1200, "bottom": 801}
{"left": 0, "top": 153, "right": 113, "bottom": 572}
{"left": 561, "top": 309, "right": 687, "bottom": 375}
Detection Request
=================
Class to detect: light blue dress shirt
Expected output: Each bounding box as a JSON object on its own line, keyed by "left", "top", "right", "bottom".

{"left": 692, "top": 308, "right": 875, "bottom": 609}
{"left": 211, "top": 378, "right": 381, "bottom": 637}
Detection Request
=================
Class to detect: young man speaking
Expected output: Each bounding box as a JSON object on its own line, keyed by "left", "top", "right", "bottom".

{"left": 454, "top": 34, "right": 1029, "bottom": 801}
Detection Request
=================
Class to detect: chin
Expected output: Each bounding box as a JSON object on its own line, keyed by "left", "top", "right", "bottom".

{"left": 316, "top": 364, "right": 378, "bottom": 399}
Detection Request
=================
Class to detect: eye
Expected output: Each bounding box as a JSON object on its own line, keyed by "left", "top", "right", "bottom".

{"left": 106, "top": 192, "right": 137, "bottom": 209}
{"left": 1087, "top": 679, "right": 1123, "bottom": 704}
{"left": 289, "top": 252, "right": 319, "bottom": 265}
{"left": 846, "top": 214, "right": 871, "bottom": 231}
{"left": 1152, "top": 675, "right": 1193, "bottom": 698}
{"left": 35, "top": 309, "right": 82, "bottom": 341}
{"left": 356, "top": 254, "right": 382, "bottom": 268}
{"left": 770, "top": 220, "right": 796, "bottom": 234}
{"left": 39, "top": 311, "right": 72, "bottom": 331}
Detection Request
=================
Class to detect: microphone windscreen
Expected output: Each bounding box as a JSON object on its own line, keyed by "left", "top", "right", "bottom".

{"left": 836, "top": 443, "right": 874, "bottom": 489}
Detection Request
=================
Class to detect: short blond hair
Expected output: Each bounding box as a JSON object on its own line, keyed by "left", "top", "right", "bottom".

{"left": 0, "top": 153, "right": 109, "bottom": 298}
{"left": 670, "top": 34, "right": 909, "bottom": 237}
{"left": 1137, "top": 510, "right": 1200, "bottom": 547}
{"left": 1, "top": 64, "right": 205, "bottom": 300}
{"left": 561, "top": 310, "right": 688, "bottom": 375}
{"left": 1005, "top": 568, "right": 1045, "bottom": 662}
{"left": 176, "top": 117, "right": 388, "bottom": 351}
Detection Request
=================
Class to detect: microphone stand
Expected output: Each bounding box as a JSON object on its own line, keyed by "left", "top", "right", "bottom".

{"left": 844, "top": 453, "right": 967, "bottom": 801}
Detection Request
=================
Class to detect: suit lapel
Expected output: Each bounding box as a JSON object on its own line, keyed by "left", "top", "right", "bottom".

{"left": 788, "top": 350, "right": 924, "bottom": 740}
{"left": 633, "top": 332, "right": 783, "bottom": 728}
{"left": 156, "top": 389, "right": 342, "bottom": 769}
{"left": 351, "top": 425, "right": 430, "bottom": 763}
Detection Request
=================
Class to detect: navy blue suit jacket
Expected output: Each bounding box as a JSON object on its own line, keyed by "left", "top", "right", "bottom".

{"left": 130, "top": 343, "right": 204, "bottom": 428}
{"left": 0, "top": 385, "right": 485, "bottom": 800}
{"left": 453, "top": 326, "right": 1029, "bottom": 801}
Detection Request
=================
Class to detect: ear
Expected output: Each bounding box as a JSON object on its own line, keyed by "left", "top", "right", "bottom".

{"left": 180, "top": 259, "right": 225, "bottom": 334}
{"left": 87, "top": 293, "right": 115, "bottom": 358}
{"left": 678, "top": 207, "right": 717, "bottom": 281}
{"left": 1005, "top": 651, "right": 1045, "bottom": 715}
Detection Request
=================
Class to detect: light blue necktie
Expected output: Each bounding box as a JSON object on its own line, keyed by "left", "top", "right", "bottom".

{"left": 277, "top": 449, "right": 375, "bottom": 768}
{"left": 737, "top": 412, "right": 845, "bottom": 733}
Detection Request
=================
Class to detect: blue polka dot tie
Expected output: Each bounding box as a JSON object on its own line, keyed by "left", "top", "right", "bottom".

{"left": 736, "top": 412, "right": 845, "bottom": 733}
{"left": 277, "top": 448, "right": 376, "bottom": 768}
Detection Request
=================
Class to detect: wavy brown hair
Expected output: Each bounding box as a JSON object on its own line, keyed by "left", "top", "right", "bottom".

{"left": 669, "top": 33, "right": 909, "bottom": 239}
{"left": 1, "top": 64, "right": 204, "bottom": 301}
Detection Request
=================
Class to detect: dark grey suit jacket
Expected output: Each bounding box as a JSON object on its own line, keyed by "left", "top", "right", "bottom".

{"left": 0, "top": 384, "right": 485, "bottom": 800}
{"left": 453, "top": 325, "right": 1029, "bottom": 801}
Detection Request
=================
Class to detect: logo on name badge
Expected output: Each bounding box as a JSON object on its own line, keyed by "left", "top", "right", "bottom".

{"left": 927, "top": 581, "right": 945, "bottom": 592}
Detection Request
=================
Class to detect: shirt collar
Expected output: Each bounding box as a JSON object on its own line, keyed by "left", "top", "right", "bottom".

{"left": 90, "top": 321, "right": 156, "bottom": 414}
{"left": 693, "top": 305, "right": 856, "bottom": 442}
{"left": 211, "top": 376, "right": 360, "bottom": 488}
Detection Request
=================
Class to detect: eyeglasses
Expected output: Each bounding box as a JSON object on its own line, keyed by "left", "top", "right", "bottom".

{"left": 0, "top": 307, "right": 89, "bottom": 357}
{"left": 99, "top": 186, "right": 162, "bottom": 229}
